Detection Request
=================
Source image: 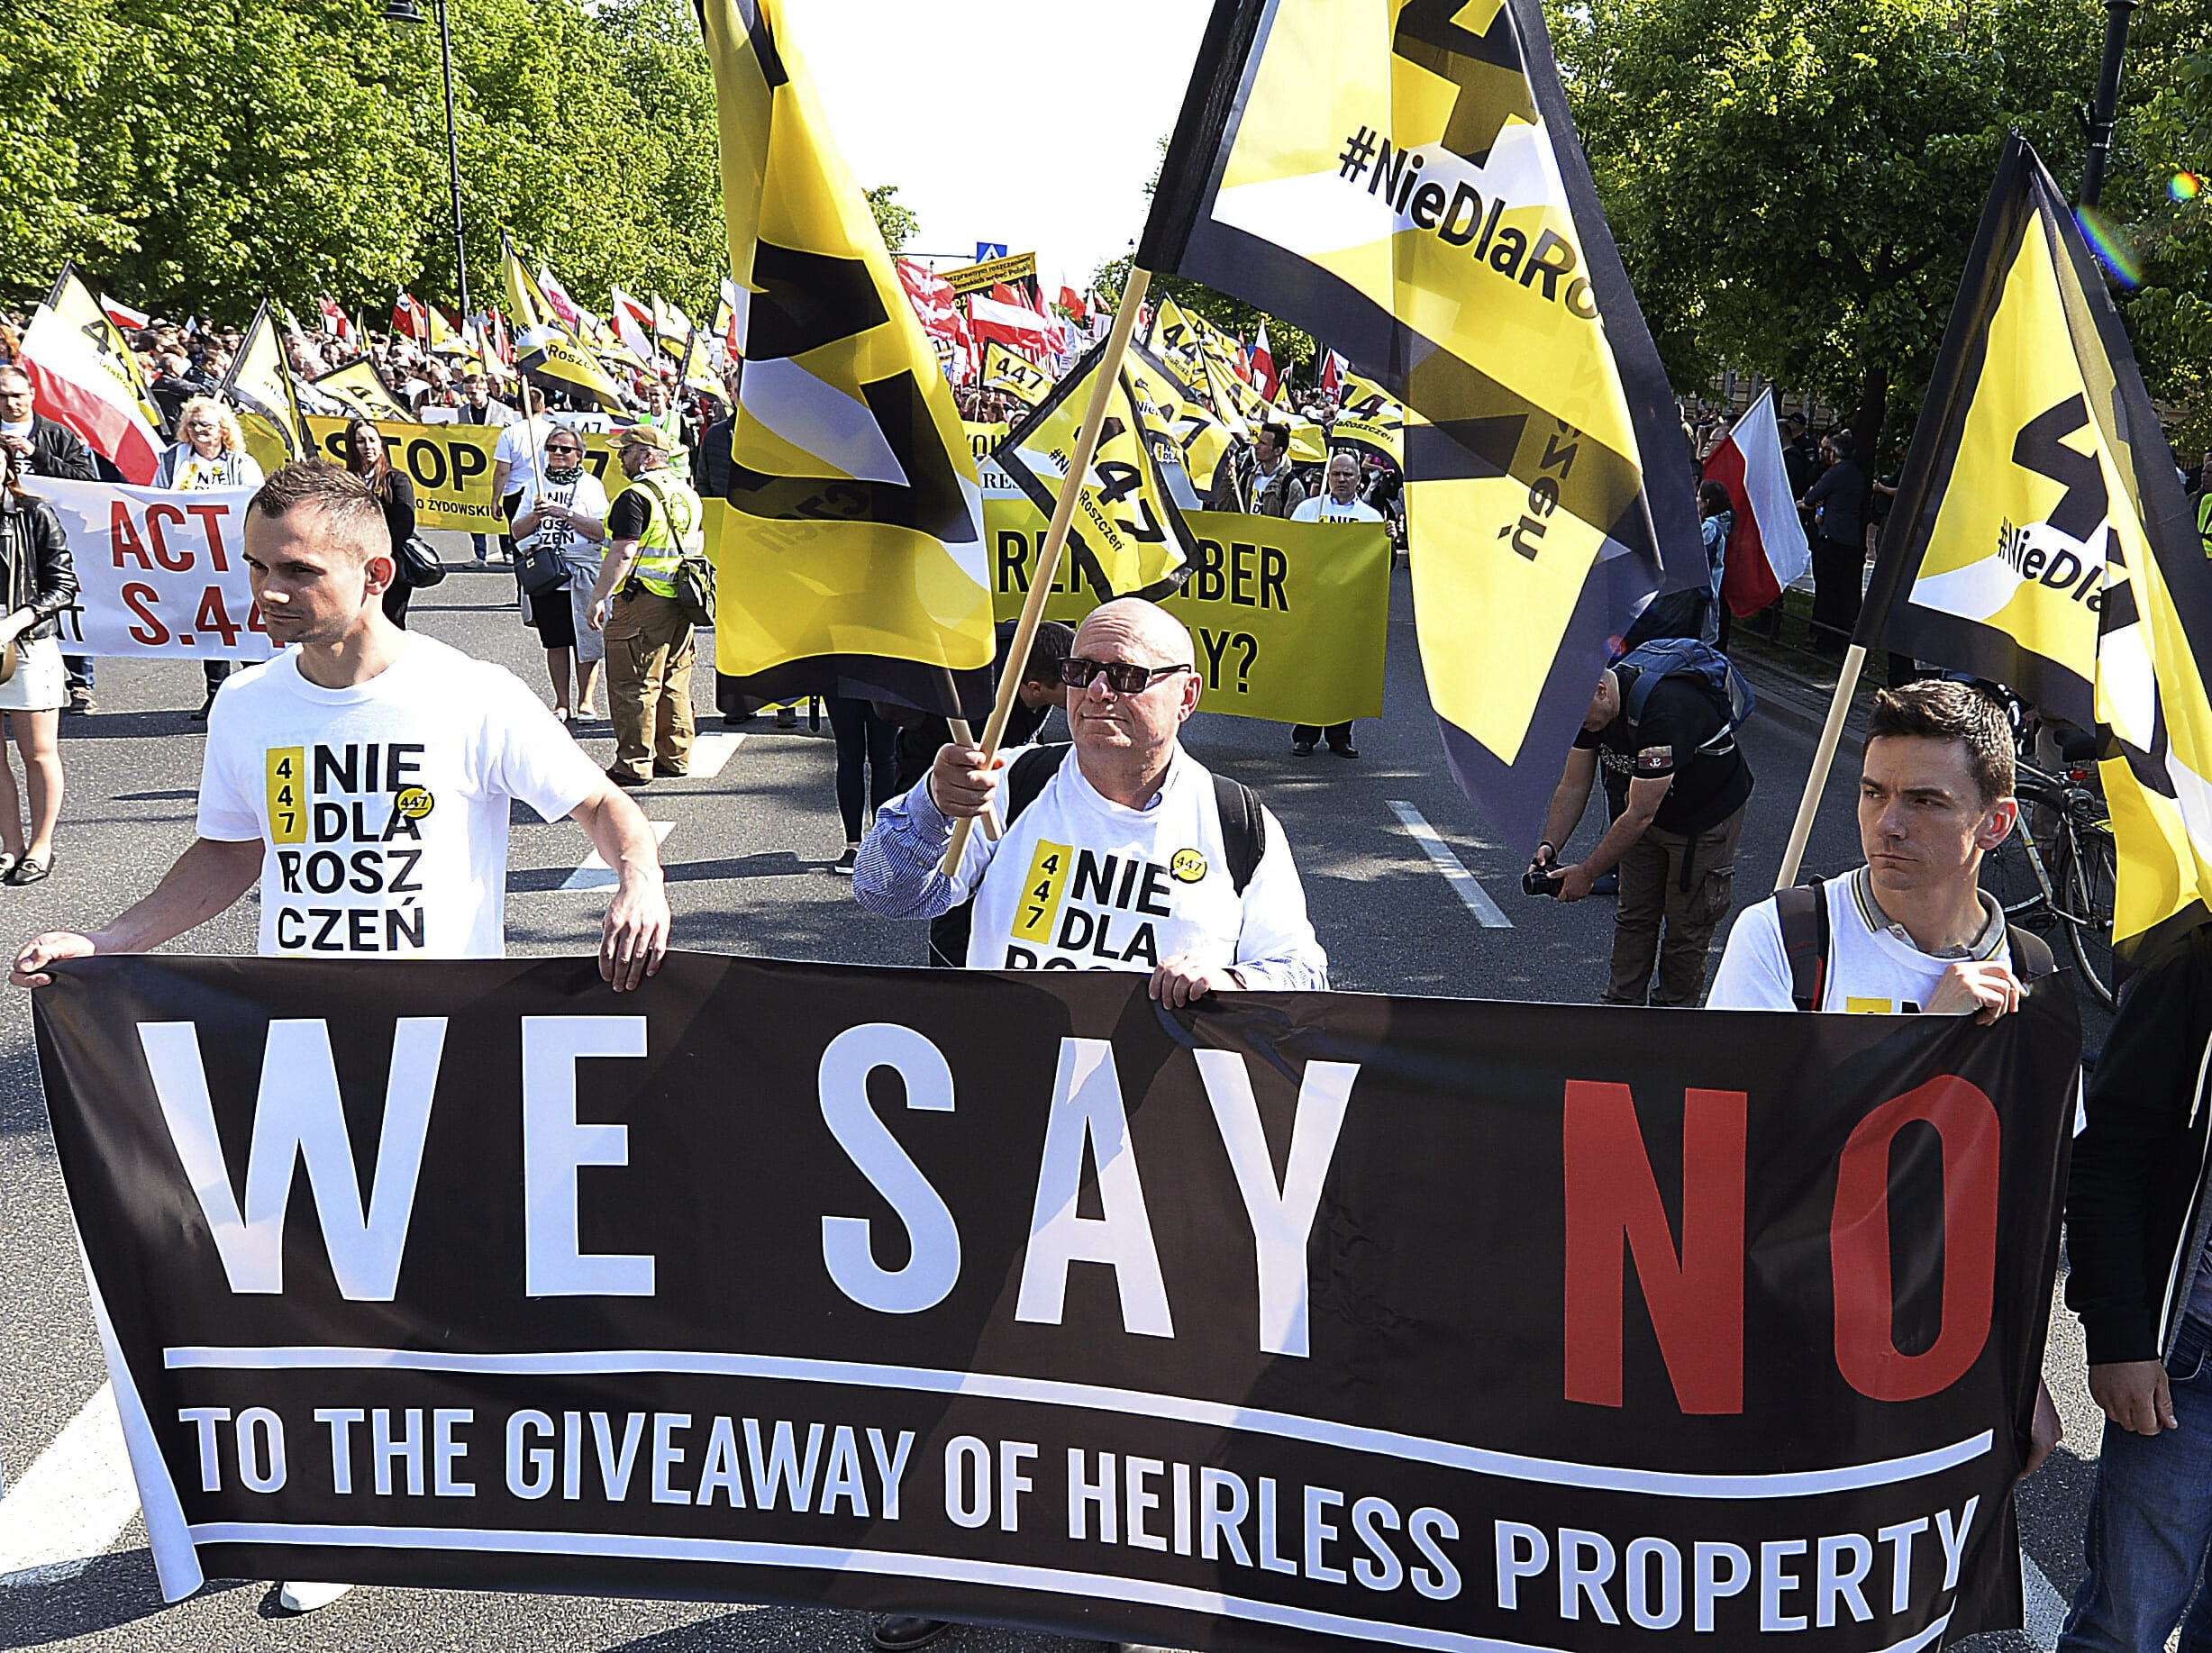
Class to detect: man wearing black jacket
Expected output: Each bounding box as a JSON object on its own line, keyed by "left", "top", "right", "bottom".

{"left": 0, "top": 368, "right": 96, "bottom": 484}
{"left": 0, "top": 368, "right": 97, "bottom": 711}
{"left": 2061, "top": 929, "right": 2212, "bottom": 1649}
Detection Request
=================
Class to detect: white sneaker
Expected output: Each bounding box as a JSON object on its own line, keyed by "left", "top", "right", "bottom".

{"left": 277, "top": 1580, "right": 356, "bottom": 1613}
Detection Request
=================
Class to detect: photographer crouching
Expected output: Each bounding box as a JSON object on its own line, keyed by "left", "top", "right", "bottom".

{"left": 1527, "top": 640, "right": 1756, "bottom": 1006}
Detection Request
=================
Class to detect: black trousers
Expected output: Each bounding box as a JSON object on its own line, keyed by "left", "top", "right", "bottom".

{"left": 1294, "top": 722, "right": 1355, "bottom": 748}
{"left": 1809, "top": 533, "right": 1864, "bottom": 653}
{"left": 828, "top": 695, "right": 897, "bottom": 842}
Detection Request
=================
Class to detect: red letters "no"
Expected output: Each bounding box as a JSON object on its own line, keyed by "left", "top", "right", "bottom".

{"left": 1562, "top": 1075, "right": 2000, "bottom": 1413}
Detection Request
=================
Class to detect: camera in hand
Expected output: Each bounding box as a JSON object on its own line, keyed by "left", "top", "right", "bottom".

{"left": 1523, "top": 866, "right": 1562, "bottom": 897}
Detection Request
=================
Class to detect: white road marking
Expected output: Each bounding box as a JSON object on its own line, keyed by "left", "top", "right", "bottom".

{"left": 0, "top": 1381, "right": 141, "bottom": 1587}
{"left": 687, "top": 732, "right": 743, "bottom": 777}
{"left": 1386, "top": 800, "right": 1511, "bottom": 929}
{"left": 2022, "top": 1550, "right": 2069, "bottom": 1649}
{"left": 560, "top": 820, "right": 675, "bottom": 891}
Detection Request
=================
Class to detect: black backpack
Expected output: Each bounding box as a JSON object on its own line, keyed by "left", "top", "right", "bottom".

{"left": 1773, "top": 876, "right": 2056, "bottom": 1011}
{"left": 927, "top": 745, "right": 1267, "bottom": 968}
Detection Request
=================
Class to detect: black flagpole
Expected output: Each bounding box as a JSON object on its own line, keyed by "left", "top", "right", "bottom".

{"left": 2079, "top": 0, "right": 2141, "bottom": 206}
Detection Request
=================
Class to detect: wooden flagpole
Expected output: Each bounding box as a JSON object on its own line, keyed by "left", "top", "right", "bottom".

{"left": 940, "top": 266, "right": 1154, "bottom": 876}
{"left": 1773, "top": 642, "right": 1866, "bottom": 890}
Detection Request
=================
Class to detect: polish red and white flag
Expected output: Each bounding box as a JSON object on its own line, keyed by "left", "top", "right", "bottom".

{"left": 1708, "top": 389, "right": 1812, "bottom": 617}
{"left": 1251, "top": 323, "right": 1279, "bottom": 402}
{"left": 19, "top": 304, "right": 160, "bottom": 482}
{"left": 101, "top": 295, "right": 150, "bottom": 334}
{"left": 970, "top": 289, "right": 1055, "bottom": 362}
{"left": 1319, "top": 348, "right": 1348, "bottom": 400}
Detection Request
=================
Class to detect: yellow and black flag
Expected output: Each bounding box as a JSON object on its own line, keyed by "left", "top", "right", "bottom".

{"left": 1331, "top": 372, "right": 1406, "bottom": 470}
{"left": 980, "top": 340, "right": 1054, "bottom": 409}
{"left": 1125, "top": 342, "right": 1236, "bottom": 495}
{"left": 1858, "top": 132, "right": 2212, "bottom": 961}
{"left": 994, "top": 333, "right": 1197, "bottom": 603}
{"left": 503, "top": 235, "right": 624, "bottom": 409}
{"left": 1146, "top": 294, "right": 1203, "bottom": 374}
{"left": 697, "top": 0, "right": 993, "bottom": 718}
{"left": 308, "top": 359, "right": 410, "bottom": 422}
{"left": 1141, "top": 0, "right": 1707, "bottom": 844}
{"left": 220, "top": 299, "right": 310, "bottom": 472}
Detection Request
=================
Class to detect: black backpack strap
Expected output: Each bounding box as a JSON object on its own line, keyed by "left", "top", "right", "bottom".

{"left": 1006, "top": 744, "right": 1070, "bottom": 819}
{"left": 1211, "top": 774, "right": 1267, "bottom": 895}
{"left": 927, "top": 746, "right": 1069, "bottom": 970}
{"left": 1775, "top": 877, "right": 1831, "bottom": 1012}
{"left": 2005, "top": 923, "right": 2057, "bottom": 982}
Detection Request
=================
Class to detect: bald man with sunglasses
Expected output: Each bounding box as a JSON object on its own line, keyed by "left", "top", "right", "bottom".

{"left": 855, "top": 596, "right": 1325, "bottom": 1006}
{"left": 852, "top": 601, "right": 1321, "bottom": 1653}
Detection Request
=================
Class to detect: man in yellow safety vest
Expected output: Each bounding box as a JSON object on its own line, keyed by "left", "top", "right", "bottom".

{"left": 588, "top": 422, "right": 705, "bottom": 786}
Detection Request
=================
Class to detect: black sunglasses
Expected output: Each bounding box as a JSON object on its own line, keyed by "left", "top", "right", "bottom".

{"left": 1059, "top": 657, "right": 1191, "bottom": 695}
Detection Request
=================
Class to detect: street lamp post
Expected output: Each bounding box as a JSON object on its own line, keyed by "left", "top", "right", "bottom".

{"left": 2080, "top": 0, "right": 2141, "bottom": 208}
{"left": 382, "top": 0, "right": 471, "bottom": 322}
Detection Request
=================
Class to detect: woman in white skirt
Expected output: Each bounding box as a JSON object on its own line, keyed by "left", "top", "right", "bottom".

{"left": 510, "top": 429, "right": 608, "bottom": 722}
{"left": 0, "top": 444, "right": 79, "bottom": 883}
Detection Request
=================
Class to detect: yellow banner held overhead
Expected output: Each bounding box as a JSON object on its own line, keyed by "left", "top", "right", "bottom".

{"left": 941, "top": 250, "right": 1038, "bottom": 295}
{"left": 993, "top": 333, "right": 1197, "bottom": 603}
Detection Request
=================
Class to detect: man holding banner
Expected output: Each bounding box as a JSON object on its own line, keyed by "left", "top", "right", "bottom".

{"left": 1287, "top": 450, "right": 1382, "bottom": 758}
{"left": 856, "top": 596, "right": 1325, "bottom": 989}
{"left": 10, "top": 460, "right": 670, "bottom": 986}
{"left": 854, "top": 595, "right": 1322, "bottom": 1653}
{"left": 13, "top": 459, "right": 670, "bottom": 1613}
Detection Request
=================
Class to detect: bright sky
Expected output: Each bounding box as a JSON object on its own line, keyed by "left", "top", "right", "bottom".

{"left": 794, "top": 0, "right": 1211, "bottom": 292}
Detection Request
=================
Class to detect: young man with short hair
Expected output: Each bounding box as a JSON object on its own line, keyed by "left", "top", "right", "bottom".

{"left": 13, "top": 460, "right": 669, "bottom": 983}
{"left": 13, "top": 459, "right": 670, "bottom": 1617}
{"left": 1707, "top": 677, "right": 2025, "bottom": 1018}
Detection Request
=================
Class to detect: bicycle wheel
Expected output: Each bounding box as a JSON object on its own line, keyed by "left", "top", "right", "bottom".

{"left": 1982, "top": 788, "right": 2060, "bottom": 925}
{"left": 2057, "top": 814, "right": 2118, "bottom": 1009}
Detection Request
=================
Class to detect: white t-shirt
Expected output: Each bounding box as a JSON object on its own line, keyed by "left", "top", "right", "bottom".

{"left": 157, "top": 447, "right": 265, "bottom": 492}
{"left": 492, "top": 416, "right": 565, "bottom": 497}
{"left": 1290, "top": 494, "right": 1383, "bottom": 523}
{"left": 514, "top": 469, "right": 610, "bottom": 565}
{"left": 1707, "top": 867, "right": 2012, "bottom": 1013}
{"left": 951, "top": 747, "right": 1326, "bottom": 982}
{"left": 196, "top": 634, "right": 605, "bottom": 958}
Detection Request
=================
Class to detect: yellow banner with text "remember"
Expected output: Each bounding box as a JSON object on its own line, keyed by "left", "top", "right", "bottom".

{"left": 979, "top": 496, "right": 1388, "bottom": 725}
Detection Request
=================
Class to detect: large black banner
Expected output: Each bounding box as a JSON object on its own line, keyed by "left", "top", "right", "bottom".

{"left": 35, "top": 955, "right": 2079, "bottom": 1650}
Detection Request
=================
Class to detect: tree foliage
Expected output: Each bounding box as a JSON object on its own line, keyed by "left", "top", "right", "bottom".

{"left": 0, "top": 0, "right": 728, "bottom": 324}
{"left": 866, "top": 185, "right": 920, "bottom": 254}
{"left": 1552, "top": 0, "right": 2211, "bottom": 455}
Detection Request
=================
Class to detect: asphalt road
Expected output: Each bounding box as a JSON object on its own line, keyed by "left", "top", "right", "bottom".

{"left": 0, "top": 559, "right": 2106, "bottom": 1650}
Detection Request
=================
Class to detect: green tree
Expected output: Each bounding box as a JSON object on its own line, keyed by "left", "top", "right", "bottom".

{"left": 0, "top": 0, "right": 732, "bottom": 327}
{"left": 1553, "top": 0, "right": 2114, "bottom": 458}
{"left": 866, "top": 185, "right": 919, "bottom": 255}
{"left": 2111, "top": 24, "right": 2212, "bottom": 451}
{"left": 1553, "top": 0, "right": 2212, "bottom": 459}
